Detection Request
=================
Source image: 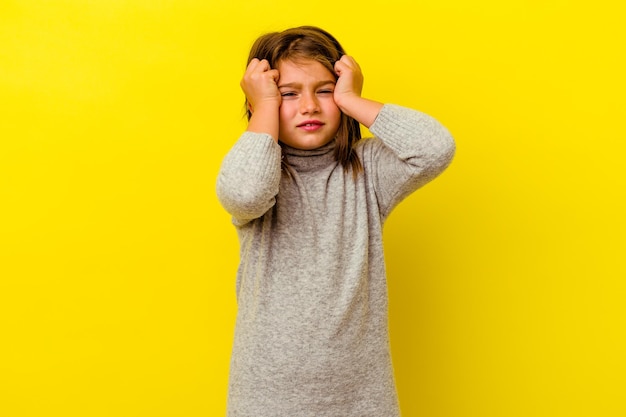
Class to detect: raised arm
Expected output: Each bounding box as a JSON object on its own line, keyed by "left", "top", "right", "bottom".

{"left": 333, "top": 55, "right": 455, "bottom": 218}
{"left": 242, "top": 58, "right": 281, "bottom": 140}
{"left": 332, "top": 55, "right": 384, "bottom": 128}
{"left": 366, "top": 104, "right": 455, "bottom": 219}
{"left": 216, "top": 59, "right": 283, "bottom": 225}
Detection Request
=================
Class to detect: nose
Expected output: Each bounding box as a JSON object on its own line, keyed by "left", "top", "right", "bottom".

{"left": 299, "top": 92, "right": 320, "bottom": 114}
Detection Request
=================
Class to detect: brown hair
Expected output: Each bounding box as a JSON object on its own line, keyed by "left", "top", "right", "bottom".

{"left": 245, "top": 26, "right": 362, "bottom": 175}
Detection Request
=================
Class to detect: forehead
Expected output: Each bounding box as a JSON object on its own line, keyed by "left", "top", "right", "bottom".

{"left": 277, "top": 59, "right": 335, "bottom": 84}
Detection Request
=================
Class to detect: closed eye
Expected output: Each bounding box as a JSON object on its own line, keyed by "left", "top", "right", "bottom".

{"left": 281, "top": 91, "right": 297, "bottom": 97}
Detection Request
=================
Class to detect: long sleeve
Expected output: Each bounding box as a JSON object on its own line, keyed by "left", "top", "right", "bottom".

{"left": 216, "top": 131, "right": 282, "bottom": 225}
{"left": 223, "top": 104, "right": 454, "bottom": 417}
{"left": 364, "top": 104, "right": 456, "bottom": 218}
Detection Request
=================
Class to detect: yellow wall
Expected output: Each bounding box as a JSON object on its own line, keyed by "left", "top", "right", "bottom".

{"left": 1, "top": 1, "right": 624, "bottom": 416}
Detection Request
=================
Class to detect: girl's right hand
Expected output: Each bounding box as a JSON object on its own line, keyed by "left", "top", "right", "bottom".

{"left": 241, "top": 58, "right": 281, "bottom": 113}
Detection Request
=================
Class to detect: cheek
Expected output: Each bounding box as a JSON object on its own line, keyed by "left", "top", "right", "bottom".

{"left": 324, "top": 103, "right": 342, "bottom": 126}
{"left": 278, "top": 102, "right": 295, "bottom": 123}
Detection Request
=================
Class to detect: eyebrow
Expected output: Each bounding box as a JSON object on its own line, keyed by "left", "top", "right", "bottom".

{"left": 277, "top": 80, "right": 336, "bottom": 89}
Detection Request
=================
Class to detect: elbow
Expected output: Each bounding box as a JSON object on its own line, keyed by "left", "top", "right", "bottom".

{"left": 407, "top": 125, "right": 456, "bottom": 181}
{"left": 216, "top": 178, "right": 278, "bottom": 220}
{"left": 424, "top": 122, "right": 456, "bottom": 173}
{"left": 438, "top": 127, "right": 456, "bottom": 169}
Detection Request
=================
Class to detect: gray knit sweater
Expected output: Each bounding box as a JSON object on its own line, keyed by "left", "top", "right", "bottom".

{"left": 217, "top": 104, "right": 455, "bottom": 417}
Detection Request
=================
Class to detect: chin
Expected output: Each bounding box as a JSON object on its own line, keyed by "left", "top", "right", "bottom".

{"left": 299, "top": 142, "right": 324, "bottom": 150}
{"left": 285, "top": 137, "right": 334, "bottom": 150}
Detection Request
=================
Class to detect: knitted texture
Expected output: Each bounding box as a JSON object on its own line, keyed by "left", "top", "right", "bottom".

{"left": 217, "top": 104, "right": 455, "bottom": 417}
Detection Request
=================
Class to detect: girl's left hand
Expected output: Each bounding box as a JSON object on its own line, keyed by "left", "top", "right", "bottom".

{"left": 333, "top": 55, "right": 364, "bottom": 107}
{"left": 332, "top": 55, "right": 384, "bottom": 128}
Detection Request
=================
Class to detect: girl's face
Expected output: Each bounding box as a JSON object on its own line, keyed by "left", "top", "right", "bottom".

{"left": 276, "top": 59, "right": 341, "bottom": 150}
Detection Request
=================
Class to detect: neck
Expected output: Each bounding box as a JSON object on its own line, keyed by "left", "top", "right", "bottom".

{"left": 281, "top": 139, "right": 337, "bottom": 172}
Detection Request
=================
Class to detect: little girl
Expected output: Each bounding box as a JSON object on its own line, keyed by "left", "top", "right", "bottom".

{"left": 217, "top": 26, "right": 455, "bottom": 417}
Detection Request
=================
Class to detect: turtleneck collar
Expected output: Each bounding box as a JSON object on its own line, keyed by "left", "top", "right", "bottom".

{"left": 280, "top": 139, "right": 337, "bottom": 172}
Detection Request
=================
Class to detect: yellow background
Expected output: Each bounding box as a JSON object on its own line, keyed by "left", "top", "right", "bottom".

{"left": 1, "top": 0, "right": 624, "bottom": 416}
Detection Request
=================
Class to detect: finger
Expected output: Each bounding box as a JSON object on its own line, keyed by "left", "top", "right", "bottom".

{"left": 246, "top": 58, "right": 272, "bottom": 75}
{"left": 334, "top": 59, "right": 348, "bottom": 75}
{"left": 256, "top": 59, "right": 271, "bottom": 72}
{"left": 340, "top": 55, "right": 360, "bottom": 71}
{"left": 245, "top": 58, "right": 260, "bottom": 76}
{"left": 267, "top": 68, "right": 280, "bottom": 83}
